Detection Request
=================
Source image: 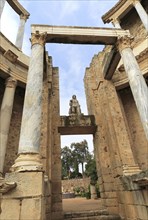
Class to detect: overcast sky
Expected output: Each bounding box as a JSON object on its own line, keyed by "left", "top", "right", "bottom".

{"left": 1, "top": 0, "right": 118, "bottom": 153}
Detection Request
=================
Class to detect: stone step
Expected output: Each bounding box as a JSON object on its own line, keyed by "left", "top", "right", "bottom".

{"left": 64, "top": 210, "right": 121, "bottom": 220}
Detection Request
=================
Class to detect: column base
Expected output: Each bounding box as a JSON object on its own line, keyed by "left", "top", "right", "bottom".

{"left": 11, "top": 153, "right": 43, "bottom": 172}
{"left": 123, "top": 165, "right": 141, "bottom": 176}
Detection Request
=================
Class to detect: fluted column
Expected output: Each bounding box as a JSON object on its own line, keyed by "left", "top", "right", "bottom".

{"left": 117, "top": 36, "right": 148, "bottom": 140}
{"left": 12, "top": 31, "right": 47, "bottom": 172}
{"left": 132, "top": 0, "right": 148, "bottom": 32}
{"left": 0, "top": 77, "right": 17, "bottom": 174}
{"left": 0, "top": 0, "right": 5, "bottom": 18}
{"left": 15, "top": 14, "right": 29, "bottom": 50}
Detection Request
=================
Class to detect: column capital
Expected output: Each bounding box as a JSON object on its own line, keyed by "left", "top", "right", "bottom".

{"left": 116, "top": 35, "right": 134, "bottom": 52}
{"left": 5, "top": 77, "right": 17, "bottom": 88}
{"left": 20, "top": 13, "right": 29, "bottom": 21}
{"left": 30, "top": 31, "right": 47, "bottom": 47}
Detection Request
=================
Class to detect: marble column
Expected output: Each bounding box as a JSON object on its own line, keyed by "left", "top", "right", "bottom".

{"left": 0, "top": 0, "right": 5, "bottom": 18}
{"left": 117, "top": 36, "right": 148, "bottom": 140}
{"left": 15, "top": 14, "right": 29, "bottom": 50}
{"left": 133, "top": 0, "right": 148, "bottom": 32}
{"left": 12, "top": 31, "right": 47, "bottom": 172}
{"left": 112, "top": 18, "right": 121, "bottom": 28}
{"left": 0, "top": 77, "right": 17, "bottom": 174}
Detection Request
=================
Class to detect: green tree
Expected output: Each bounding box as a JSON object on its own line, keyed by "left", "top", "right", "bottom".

{"left": 61, "top": 146, "right": 72, "bottom": 179}
{"left": 85, "top": 157, "right": 98, "bottom": 185}
{"left": 70, "top": 140, "right": 91, "bottom": 176}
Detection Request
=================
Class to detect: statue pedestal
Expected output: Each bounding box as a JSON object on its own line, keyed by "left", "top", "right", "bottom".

{"left": 0, "top": 172, "right": 46, "bottom": 220}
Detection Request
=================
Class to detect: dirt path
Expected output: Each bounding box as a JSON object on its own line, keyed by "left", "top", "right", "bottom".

{"left": 63, "top": 197, "right": 104, "bottom": 212}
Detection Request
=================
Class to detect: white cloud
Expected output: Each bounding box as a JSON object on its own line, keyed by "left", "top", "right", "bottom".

{"left": 59, "top": 1, "right": 79, "bottom": 20}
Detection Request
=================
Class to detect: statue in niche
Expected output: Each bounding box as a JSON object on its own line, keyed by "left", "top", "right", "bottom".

{"left": 69, "top": 95, "right": 81, "bottom": 116}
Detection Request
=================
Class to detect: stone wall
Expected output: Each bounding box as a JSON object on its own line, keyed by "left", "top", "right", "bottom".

{"left": 0, "top": 77, "right": 5, "bottom": 106}
{"left": 62, "top": 178, "right": 90, "bottom": 193}
{"left": 118, "top": 88, "right": 148, "bottom": 170}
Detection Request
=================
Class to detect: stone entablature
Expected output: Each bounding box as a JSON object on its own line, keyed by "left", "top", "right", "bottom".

{"left": 7, "top": 0, "right": 30, "bottom": 18}
{"left": 0, "top": 32, "right": 29, "bottom": 66}
{"left": 58, "top": 115, "right": 97, "bottom": 135}
{"left": 31, "top": 25, "right": 130, "bottom": 45}
{"left": 102, "top": 0, "right": 141, "bottom": 23}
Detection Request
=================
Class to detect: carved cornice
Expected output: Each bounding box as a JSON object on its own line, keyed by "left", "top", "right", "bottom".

{"left": 6, "top": 77, "right": 17, "bottom": 88}
{"left": 116, "top": 36, "right": 134, "bottom": 52}
{"left": 30, "top": 31, "right": 47, "bottom": 47}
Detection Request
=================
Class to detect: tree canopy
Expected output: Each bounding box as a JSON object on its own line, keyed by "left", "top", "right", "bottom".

{"left": 61, "top": 139, "right": 94, "bottom": 179}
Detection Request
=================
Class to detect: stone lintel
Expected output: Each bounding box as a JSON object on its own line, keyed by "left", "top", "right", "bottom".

{"left": 58, "top": 115, "right": 97, "bottom": 135}
{"left": 31, "top": 25, "right": 130, "bottom": 45}
{"left": 103, "top": 45, "right": 121, "bottom": 80}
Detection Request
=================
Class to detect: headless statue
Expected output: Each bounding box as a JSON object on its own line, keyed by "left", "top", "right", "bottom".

{"left": 69, "top": 95, "right": 81, "bottom": 116}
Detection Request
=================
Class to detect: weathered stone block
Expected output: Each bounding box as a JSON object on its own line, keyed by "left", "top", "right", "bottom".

{"left": 20, "top": 198, "right": 45, "bottom": 220}
{"left": 0, "top": 199, "right": 20, "bottom": 220}
{"left": 136, "top": 205, "right": 148, "bottom": 219}
{"left": 4, "top": 172, "right": 44, "bottom": 198}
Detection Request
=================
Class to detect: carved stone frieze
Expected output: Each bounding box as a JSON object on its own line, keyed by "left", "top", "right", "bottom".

{"left": 30, "top": 31, "right": 47, "bottom": 47}
{"left": 116, "top": 36, "right": 134, "bottom": 52}
{"left": 5, "top": 77, "right": 17, "bottom": 88}
{"left": 4, "top": 50, "right": 18, "bottom": 63}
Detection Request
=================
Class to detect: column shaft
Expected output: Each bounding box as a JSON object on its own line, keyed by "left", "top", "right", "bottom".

{"left": 0, "top": 77, "right": 17, "bottom": 174}
{"left": 19, "top": 46, "right": 44, "bottom": 153}
{"left": 133, "top": 0, "right": 148, "bottom": 32}
{"left": 118, "top": 36, "right": 148, "bottom": 140}
{"left": 15, "top": 14, "right": 28, "bottom": 50}
{"left": 12, "top": 32, "right": 47, "bottom": 172}
{"left": 0, "top": 0, "right": 5, "bottom": 18}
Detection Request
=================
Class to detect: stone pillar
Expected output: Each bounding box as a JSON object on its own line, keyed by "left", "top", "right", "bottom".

{"left": 112, "top": 18, "right": 121, "bottom": 28}
{"left": 117, "top": 36, "right": 148, "bottom": 140}
{"left": 0, "top": 0, "right": 5, "bottom": 18}
{"left": 15, "top": 14, "right": 29, "bottom": 50}
{"left": 132, "top": 0, "right": 148, "bottom": 32}
{"left": 12, "top": 31, "right": 47, "bottom": 172}
{"left": 0, "top": 77, "right": 17, "bottom": 174}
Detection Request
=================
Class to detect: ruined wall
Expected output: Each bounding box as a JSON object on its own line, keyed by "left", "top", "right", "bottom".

{"left": 84, "top": 41, "right": 148, "bottom": 219}
{"left": 51, "top": 67, "right": 63, "bottom": 220}
{"left": 84, "top": 51, "right": 120, "bottom": 214}
{"left": 62, "top": 178, "right": 90, "bottom": 193}
{"left": 118, "top": 88, "right": 148, "bottom": 171}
